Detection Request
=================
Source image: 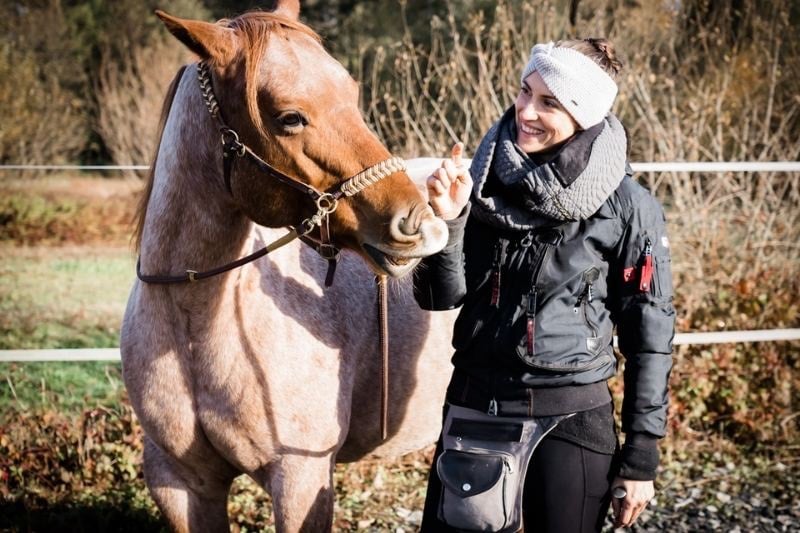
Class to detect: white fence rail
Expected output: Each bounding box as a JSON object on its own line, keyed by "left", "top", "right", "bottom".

{"left": 1, "top": 160, "right": 796, "bottom": 362}
{"left": 1, "top": 329, "right": 798, "bottom": 362}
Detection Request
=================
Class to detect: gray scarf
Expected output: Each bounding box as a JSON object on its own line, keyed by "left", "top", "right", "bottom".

{"left": 470, "top": 110, "right": 628, "bottom": 231}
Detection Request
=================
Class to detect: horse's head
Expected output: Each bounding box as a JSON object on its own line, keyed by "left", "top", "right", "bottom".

{"left": 155, "top": 1, "right": 447, "bottom": 278}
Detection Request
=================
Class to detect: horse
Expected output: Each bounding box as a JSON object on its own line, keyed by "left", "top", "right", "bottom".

{"left": 120, "top": 2, "right": 457, "bottom": 531}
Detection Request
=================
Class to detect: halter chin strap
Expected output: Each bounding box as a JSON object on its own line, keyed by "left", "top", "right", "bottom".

{"left": 138, "top": 62, "right": 406, "bottom": 287}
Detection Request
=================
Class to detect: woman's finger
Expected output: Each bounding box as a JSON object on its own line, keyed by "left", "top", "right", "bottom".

{"left": 451, "top": 142, "right": 464, "bottom": 168}
{"left": 624, "top": 500, "right": 649, "bottom": 528}
{"left": 442, "top": 160, "right": 460, "bottom": 184}
{"left": 632, "top": 501, "right": 649, "bottom": 524}
{"left": 427, "top": 174, "right": 446, "bottom": 195}
{"left": 617, "top": 499, "right": 635, "bottom": 528}
{"left": 435, "top": 167, "right": 452, "bottom": 186}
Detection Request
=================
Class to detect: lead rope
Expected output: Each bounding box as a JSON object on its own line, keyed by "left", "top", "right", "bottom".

{"left": 377, "top": 275, "right": 389, "bottom": 440}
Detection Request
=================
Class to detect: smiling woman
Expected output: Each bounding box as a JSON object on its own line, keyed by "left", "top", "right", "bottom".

{"left": 416, "top": 36, "right": 673, "bottom": 533}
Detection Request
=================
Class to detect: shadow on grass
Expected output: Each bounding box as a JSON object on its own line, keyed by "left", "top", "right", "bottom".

{"left": 0, "top": 500, "right": 166, "bottom": 533}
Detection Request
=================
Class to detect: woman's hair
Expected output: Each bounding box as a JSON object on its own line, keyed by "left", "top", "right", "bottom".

{"left": 555, "top": 38, "right": 624, "bottom": 79}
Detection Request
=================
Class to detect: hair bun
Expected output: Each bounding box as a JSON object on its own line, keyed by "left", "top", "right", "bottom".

{"left": 585, "top": 38, "right": 623, "bottom": 77}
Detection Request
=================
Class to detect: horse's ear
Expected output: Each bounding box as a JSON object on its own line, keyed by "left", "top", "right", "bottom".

{"left": 155, "top": 10, "right": 238, "bottom": 64}
{"left": 272, "top": 0, "right": 300, "bottom": 20}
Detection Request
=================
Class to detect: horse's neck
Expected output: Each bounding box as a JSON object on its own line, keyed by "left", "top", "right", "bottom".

{"left": 139, "top": 68, "right": 251, "bottom": 276}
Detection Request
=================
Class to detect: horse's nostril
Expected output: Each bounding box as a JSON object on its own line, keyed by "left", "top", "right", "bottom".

{"left": 396, "top": 203, "right": 427, "bottom": 237}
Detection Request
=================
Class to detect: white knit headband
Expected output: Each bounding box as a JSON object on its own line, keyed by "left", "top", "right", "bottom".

{"left": 520, "top": 42, "right": 618, "bottom": 130}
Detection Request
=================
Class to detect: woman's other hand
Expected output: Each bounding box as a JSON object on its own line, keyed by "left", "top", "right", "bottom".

{"left": 611, "top": 477, "right": 654, "bottom": 529}
{"left": 427, "top": 142, "right": 472, "bottom": 220}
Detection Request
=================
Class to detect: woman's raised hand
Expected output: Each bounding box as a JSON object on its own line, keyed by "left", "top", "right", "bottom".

{"left": 427, "top": 142, "right": 472, "bottom": 220}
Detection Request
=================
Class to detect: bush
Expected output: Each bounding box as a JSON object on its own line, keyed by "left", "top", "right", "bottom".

{"left": 0, "top": 3, "right": 88, "bottom": 168}
{"left": 95, "top": 37, "right": 193, "bottom": 178}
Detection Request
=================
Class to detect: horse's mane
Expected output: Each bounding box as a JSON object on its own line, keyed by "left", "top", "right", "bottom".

{"left": 133, "top": 64, "right": 186, "bottom": 251}
{"left": 133, "top": 12, "right": 321, "bottom": 251}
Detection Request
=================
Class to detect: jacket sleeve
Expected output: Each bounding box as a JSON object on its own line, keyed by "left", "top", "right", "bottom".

{"left": 412, "top": 205, "right": 470, "bottom": 311}
{"left": 612, "top": 193, "right": 675, "bottom": 479}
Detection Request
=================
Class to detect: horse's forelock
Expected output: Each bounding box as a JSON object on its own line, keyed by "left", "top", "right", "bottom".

{"left": 134, "top": 13, "right": 323, "bottom": 251}
{"left": 227, "top": 11, "right": 321, "bottom": 138}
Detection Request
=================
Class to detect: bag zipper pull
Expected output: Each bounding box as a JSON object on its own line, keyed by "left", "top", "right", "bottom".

{"left": 639, "top": 238, "right": 654, "bottom": 292}
{"left": 488, "top": 398, "right": 498, "bottom": 416}
{"left": 526, "top": 290, "right": 537, "bottom": 357}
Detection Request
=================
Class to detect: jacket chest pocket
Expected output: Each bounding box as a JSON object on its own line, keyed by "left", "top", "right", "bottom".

{"left": 622, "top": 233, "right": 673, "bottom": 298}
{"left": 653, "top": 255, "right": 673, "bottom": 297}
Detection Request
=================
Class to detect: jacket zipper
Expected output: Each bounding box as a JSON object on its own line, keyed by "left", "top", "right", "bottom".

{"left": 489, "top": 240, "right": 503, "bottom": 308}
{"left": 526, "top": 244, "right": 553, "bottom": 358}
{"left": 523, "top": 353, "right": 614, "bottom": 372}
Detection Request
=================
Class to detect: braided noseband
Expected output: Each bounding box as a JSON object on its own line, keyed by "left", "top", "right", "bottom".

{"left": 339, "top": 157, "right": 406, "bottom": 197}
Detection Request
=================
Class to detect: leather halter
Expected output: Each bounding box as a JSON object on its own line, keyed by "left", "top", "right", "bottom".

{"left": 136, "top": 62, "right": 406, "bottom": 286}
{"left": 137, "top": 62, "right": 400, "bottom": 440}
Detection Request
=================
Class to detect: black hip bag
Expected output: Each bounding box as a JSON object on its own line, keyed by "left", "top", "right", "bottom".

{"left": 437, "top": 403, "right": 572, "bottom": 532}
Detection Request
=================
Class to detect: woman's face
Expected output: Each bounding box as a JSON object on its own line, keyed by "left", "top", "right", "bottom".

{"left": 515, "top": 71, "right": 578, "bottom": 153}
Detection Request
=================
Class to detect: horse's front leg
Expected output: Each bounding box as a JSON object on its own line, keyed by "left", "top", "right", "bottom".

{"left": 143, "top": 436, "right": 236, "bottom": 533}
{"left": 255, "top": 453, "right": 336, "bottom": 533}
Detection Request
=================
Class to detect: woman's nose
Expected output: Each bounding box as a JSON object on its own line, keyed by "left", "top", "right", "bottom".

{"left": 519, "top": 101, "right": 538, "bottom": 120}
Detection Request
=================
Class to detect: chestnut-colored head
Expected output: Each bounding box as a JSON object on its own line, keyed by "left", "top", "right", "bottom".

{"left": 153, "top": 2, "right": 446, "bottom": 276}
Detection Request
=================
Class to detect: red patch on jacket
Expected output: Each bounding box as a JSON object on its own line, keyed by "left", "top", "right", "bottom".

{"left": 623, "top": 267, "right": 636, "bottom": 283}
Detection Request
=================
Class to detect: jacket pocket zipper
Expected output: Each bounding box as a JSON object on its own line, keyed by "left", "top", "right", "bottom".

{"left": 524, "top": 353, "right": 614, "bottom": 372}
{"left": 573, "top": 267, "right": 600, "bottom": 337}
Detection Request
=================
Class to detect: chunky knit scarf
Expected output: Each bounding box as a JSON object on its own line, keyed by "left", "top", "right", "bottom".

{"left": 470, "top": 109, "right": 628, "bottom": 231}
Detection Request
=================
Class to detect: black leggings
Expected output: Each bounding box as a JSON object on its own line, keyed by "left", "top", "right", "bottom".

{"left": 421, "top": 434, "right": 615, "bottom": 533}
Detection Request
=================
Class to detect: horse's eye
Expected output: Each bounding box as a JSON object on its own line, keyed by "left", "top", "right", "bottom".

{"left": 276, "top": 111, "right": 307, "bottom": 131}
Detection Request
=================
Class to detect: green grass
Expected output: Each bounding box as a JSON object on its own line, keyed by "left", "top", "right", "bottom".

{"left": 1, "top": 361, "right": 125, "bottom": 416}
{"left": 0, "top": 244, "right": 132, "bottom": 416}
{"left": 0, "top": 245, "right": 133, "bottom": 349}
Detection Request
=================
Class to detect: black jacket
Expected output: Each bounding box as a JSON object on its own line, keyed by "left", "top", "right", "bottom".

{"left": 414, "top": 174, "right": 675, "bottom": 444}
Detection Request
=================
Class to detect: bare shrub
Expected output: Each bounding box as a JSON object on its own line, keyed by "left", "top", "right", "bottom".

{"left": 95, "top": 38, "right": 193, "bottom": 179}
{"left": 0, "top": 3, "right": 88, "bottom": 171}
{"left": 361, "top": 1, "right": 571, "bottom": 157}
